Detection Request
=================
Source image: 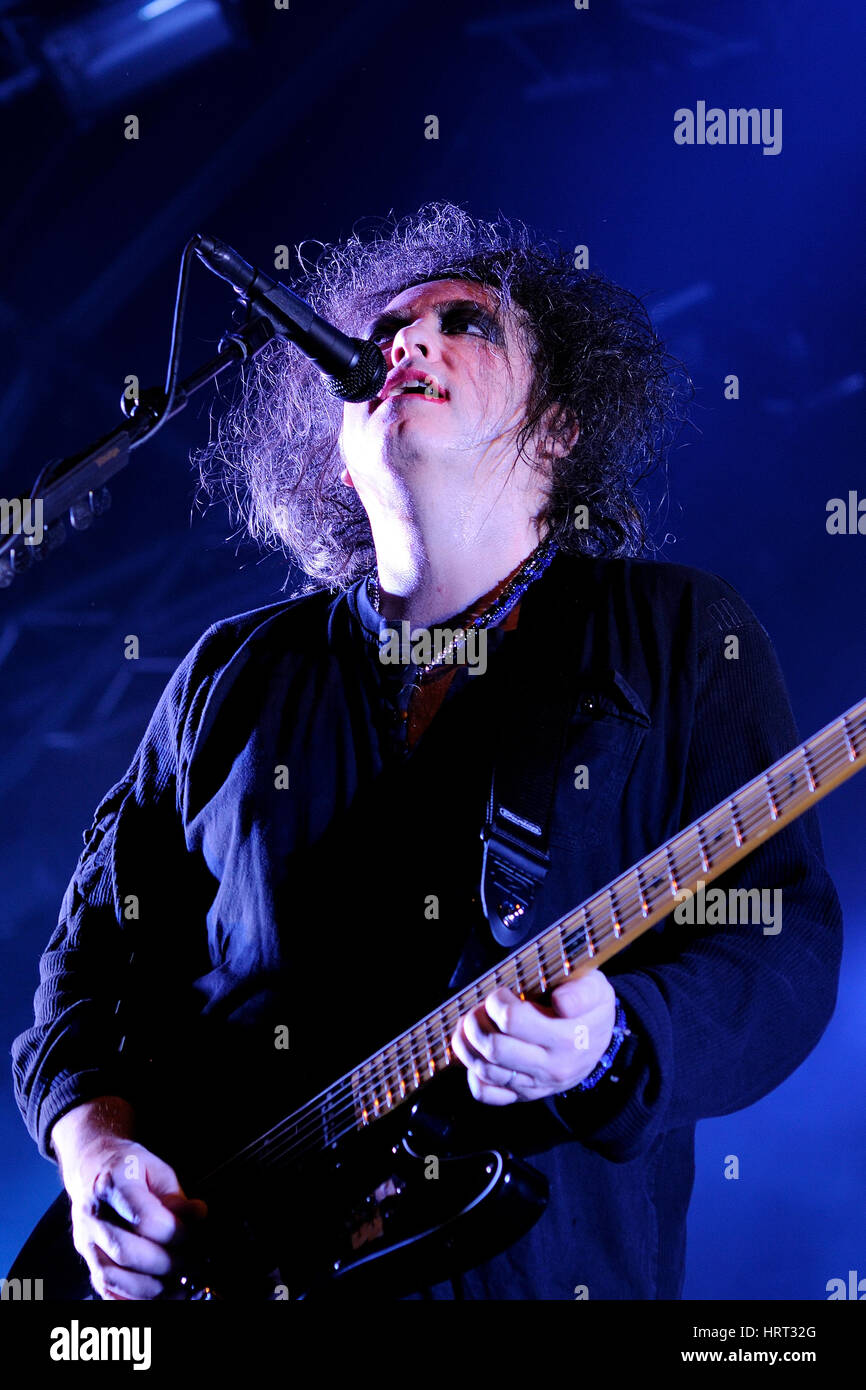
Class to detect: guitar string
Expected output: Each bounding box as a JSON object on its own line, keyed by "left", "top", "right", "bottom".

{"left": 193, "top": 721, "right": 863, "bottom": 1193}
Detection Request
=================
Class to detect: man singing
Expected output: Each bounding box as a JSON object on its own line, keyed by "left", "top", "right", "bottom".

{"left": 12, "top": 201, "right": 842, "bottom": 1300}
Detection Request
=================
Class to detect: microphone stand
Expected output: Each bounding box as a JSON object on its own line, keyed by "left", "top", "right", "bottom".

{"left": 0, "top": 236, "right": 278, "bottom": 590}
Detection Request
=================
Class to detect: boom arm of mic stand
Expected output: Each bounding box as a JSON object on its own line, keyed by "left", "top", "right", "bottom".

{"left": 0, "top": 313, "right": 276, "bottom": 590}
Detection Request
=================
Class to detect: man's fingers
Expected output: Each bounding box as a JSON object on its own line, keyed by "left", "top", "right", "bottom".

{"left": 90, "top": 1168, "right": 199, "bottom": 1248}
{"left": 143, "top": 1152, "right": 208, "bottom": 1220}
{"left": 79, "top": 1215, "right": 176, "bottom": 1280}
{"left": 450, "top": 974, "right": 619, "bottom": 1104}
{"left": 480, "top": 976, "right": 614, "bottom": 1049}
{"left": 162, "top": 1192, "right": 208, "bottom": 1224}
{"left": 455, "top": 1007, "right": 548, "bottom": 1081}
{"left": 550, "top": 970, "right": 612, "bottom": 1017}
{"left": 452, "top": 1025, "right": 532, "bottom": 1090}
{"left": 465, "top": 1070, "right": 520, "bottom": 1107}
{"left": 481, "top": 987, "right": 565, "bottom": 1046}
{"left": 89, "top": 1245, "right": 167, "bottom": 1302}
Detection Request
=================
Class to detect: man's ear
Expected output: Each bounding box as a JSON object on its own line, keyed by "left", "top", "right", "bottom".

{"left": 541, "top": 404, "right": 580, "bottom": 461}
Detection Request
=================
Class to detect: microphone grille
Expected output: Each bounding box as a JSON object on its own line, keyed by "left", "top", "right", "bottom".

{"left": 323, "top": 339, "right": 388, "bottom": 403}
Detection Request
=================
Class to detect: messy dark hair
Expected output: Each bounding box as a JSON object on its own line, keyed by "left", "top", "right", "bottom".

{"left": 194, "top": 200, "right": 691, "bottom": 591}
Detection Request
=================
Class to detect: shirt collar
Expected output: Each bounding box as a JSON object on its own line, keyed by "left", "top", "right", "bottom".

{"left": 348, "top": 537, "right": 558, "bottom": 644}
{"left": 349, "top": 571, "right": 385, "bottom": 642}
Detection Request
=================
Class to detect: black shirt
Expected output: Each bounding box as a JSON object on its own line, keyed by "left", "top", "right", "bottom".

{"left": 11, "top": 550, "right": 843, "bottom": 1298}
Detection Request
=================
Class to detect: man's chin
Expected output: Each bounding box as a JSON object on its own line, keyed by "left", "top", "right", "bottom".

{"left": 370, "top": 413, "right": 450, "bottom": 454}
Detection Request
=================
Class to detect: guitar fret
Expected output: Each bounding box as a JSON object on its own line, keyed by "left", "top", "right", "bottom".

{"left": 664, "top": 844, "right": 679, "bottom": 897}
{"left": 696, "top": 822, "right": 710, "bottom": 871}
{"left": 356, "top": 1067, "right": 371, "bottom": 1125}
{"left": 411, "top": 1031, "right": 424, "bottom": 1087}
{"left": 364, "top": 1059, "right": 380, "bottom": 1115}
{"left": 370, "top": 1061, "right": 384, "bottom": 1112}
{"left": 608, "top": 887, "right": 622, "bottom": 938}
{"left": 583, "top": 906, "right": 597, "bottom": 957}
{"left": 801, "top": 743, "right": 817, "bottom": 792}
{"left": 378, "top": 1050, "right": 391, "bottom": 1106}
{"left": 729, "top": 799, "right": 743, "bottom": 846}
{"left": 438, "top": 1010, "right": 453, "bottom": 1063}
{"left": 420, "top": 1020, "right": 436, "bottom": 1076}
{"left": 391, "top": 1044, "right": 405, "bottom": 1095}
{"left": 842, "top": 714, "right": 857, "bottom": 762}
{"left": 378, "top": 1045, "right": 391, "bottom": 1100}
{"left": 513, "top": 954, "right": 526, "bottom": 999}
{"left": 535, "top": 940, "right": 548, "bottom": 992}
{"left": 381, "top": 1049, "right": 395, "bottom": 1108}
{"left": 635, "top": 867, "right": 649, "bottom": 918}
{"left": 408, "top": 1032, "right": 422, "bottom": 1087}
{"left": 389, "top": 1045, "right": 400, "bottom": 1100}
{"left": 764, "top": 771, "right": 779, "bottom": 821}
{"left": 321, "top": 1095, "right": 337, "bottom": 1149}
{"left": 559, "top": 931, "right": 572, "bottom": 975}
{"left": 392, "top": 1038, "right": 409, "bottom": 1098}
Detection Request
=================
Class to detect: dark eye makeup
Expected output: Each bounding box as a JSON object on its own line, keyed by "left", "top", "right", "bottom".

{"left": 440, "top": 305, "right": 502, "bottom": 342}
{"left": 364, "top": 299, "right": 503, "bottom": 347}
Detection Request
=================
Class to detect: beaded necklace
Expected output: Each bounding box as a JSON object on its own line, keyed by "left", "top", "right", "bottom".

{"left": 365, "top": 533, "right": 559, "bottom": 677}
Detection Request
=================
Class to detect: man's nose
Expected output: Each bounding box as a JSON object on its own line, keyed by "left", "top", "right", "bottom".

{"left": 390, "top": 315, "right": 440, "bottom": 364}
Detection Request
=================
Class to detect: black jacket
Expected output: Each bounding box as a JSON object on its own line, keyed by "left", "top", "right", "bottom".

{"left": 11, "top": 550, "right": 843, "bottom": 1298}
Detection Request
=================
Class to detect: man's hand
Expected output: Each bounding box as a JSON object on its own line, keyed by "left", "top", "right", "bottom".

{"left": 450, "top": 969, "right": 616, "bottom": 1105}
{"left": 51, "top": 1098, "right": 207, "bottom": 1301}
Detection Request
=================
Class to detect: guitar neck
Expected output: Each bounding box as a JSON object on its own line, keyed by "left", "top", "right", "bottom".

{"left": 345, "top": 696, "right": 865, "bottom": 1125}
{"left": 198, "top": 695, "right": 865, "bottom": 1191}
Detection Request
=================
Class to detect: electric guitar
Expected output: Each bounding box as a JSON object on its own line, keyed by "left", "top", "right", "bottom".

{"left": 8, "top": 696, "right": 865, "bottom": 1300}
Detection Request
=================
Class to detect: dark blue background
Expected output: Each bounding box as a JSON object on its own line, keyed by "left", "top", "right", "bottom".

{"left": 1, "top": 0, "right": 864, "bottom": 1299}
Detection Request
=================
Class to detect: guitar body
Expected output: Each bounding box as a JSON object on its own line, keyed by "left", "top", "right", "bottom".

{"left": 7, "top": 1104, "right": 549, "bottom": 1301}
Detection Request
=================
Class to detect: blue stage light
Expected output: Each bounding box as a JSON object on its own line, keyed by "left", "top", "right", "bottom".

{"left": 40, "top": 0, "right": 235, "bottom": 117}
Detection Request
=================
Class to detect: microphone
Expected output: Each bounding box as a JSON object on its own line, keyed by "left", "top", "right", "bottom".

{"left": 194, "top": 233, "right": 387, "bottom": 403}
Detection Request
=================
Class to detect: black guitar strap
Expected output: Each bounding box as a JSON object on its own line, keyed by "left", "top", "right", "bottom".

{"left": 479, "top": 553, "right": 584, "bottom": 949}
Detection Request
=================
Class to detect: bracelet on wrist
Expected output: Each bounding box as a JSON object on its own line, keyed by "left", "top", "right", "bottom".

{"left": 558, "top": 997, "right": 631, "bottom": 1096}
